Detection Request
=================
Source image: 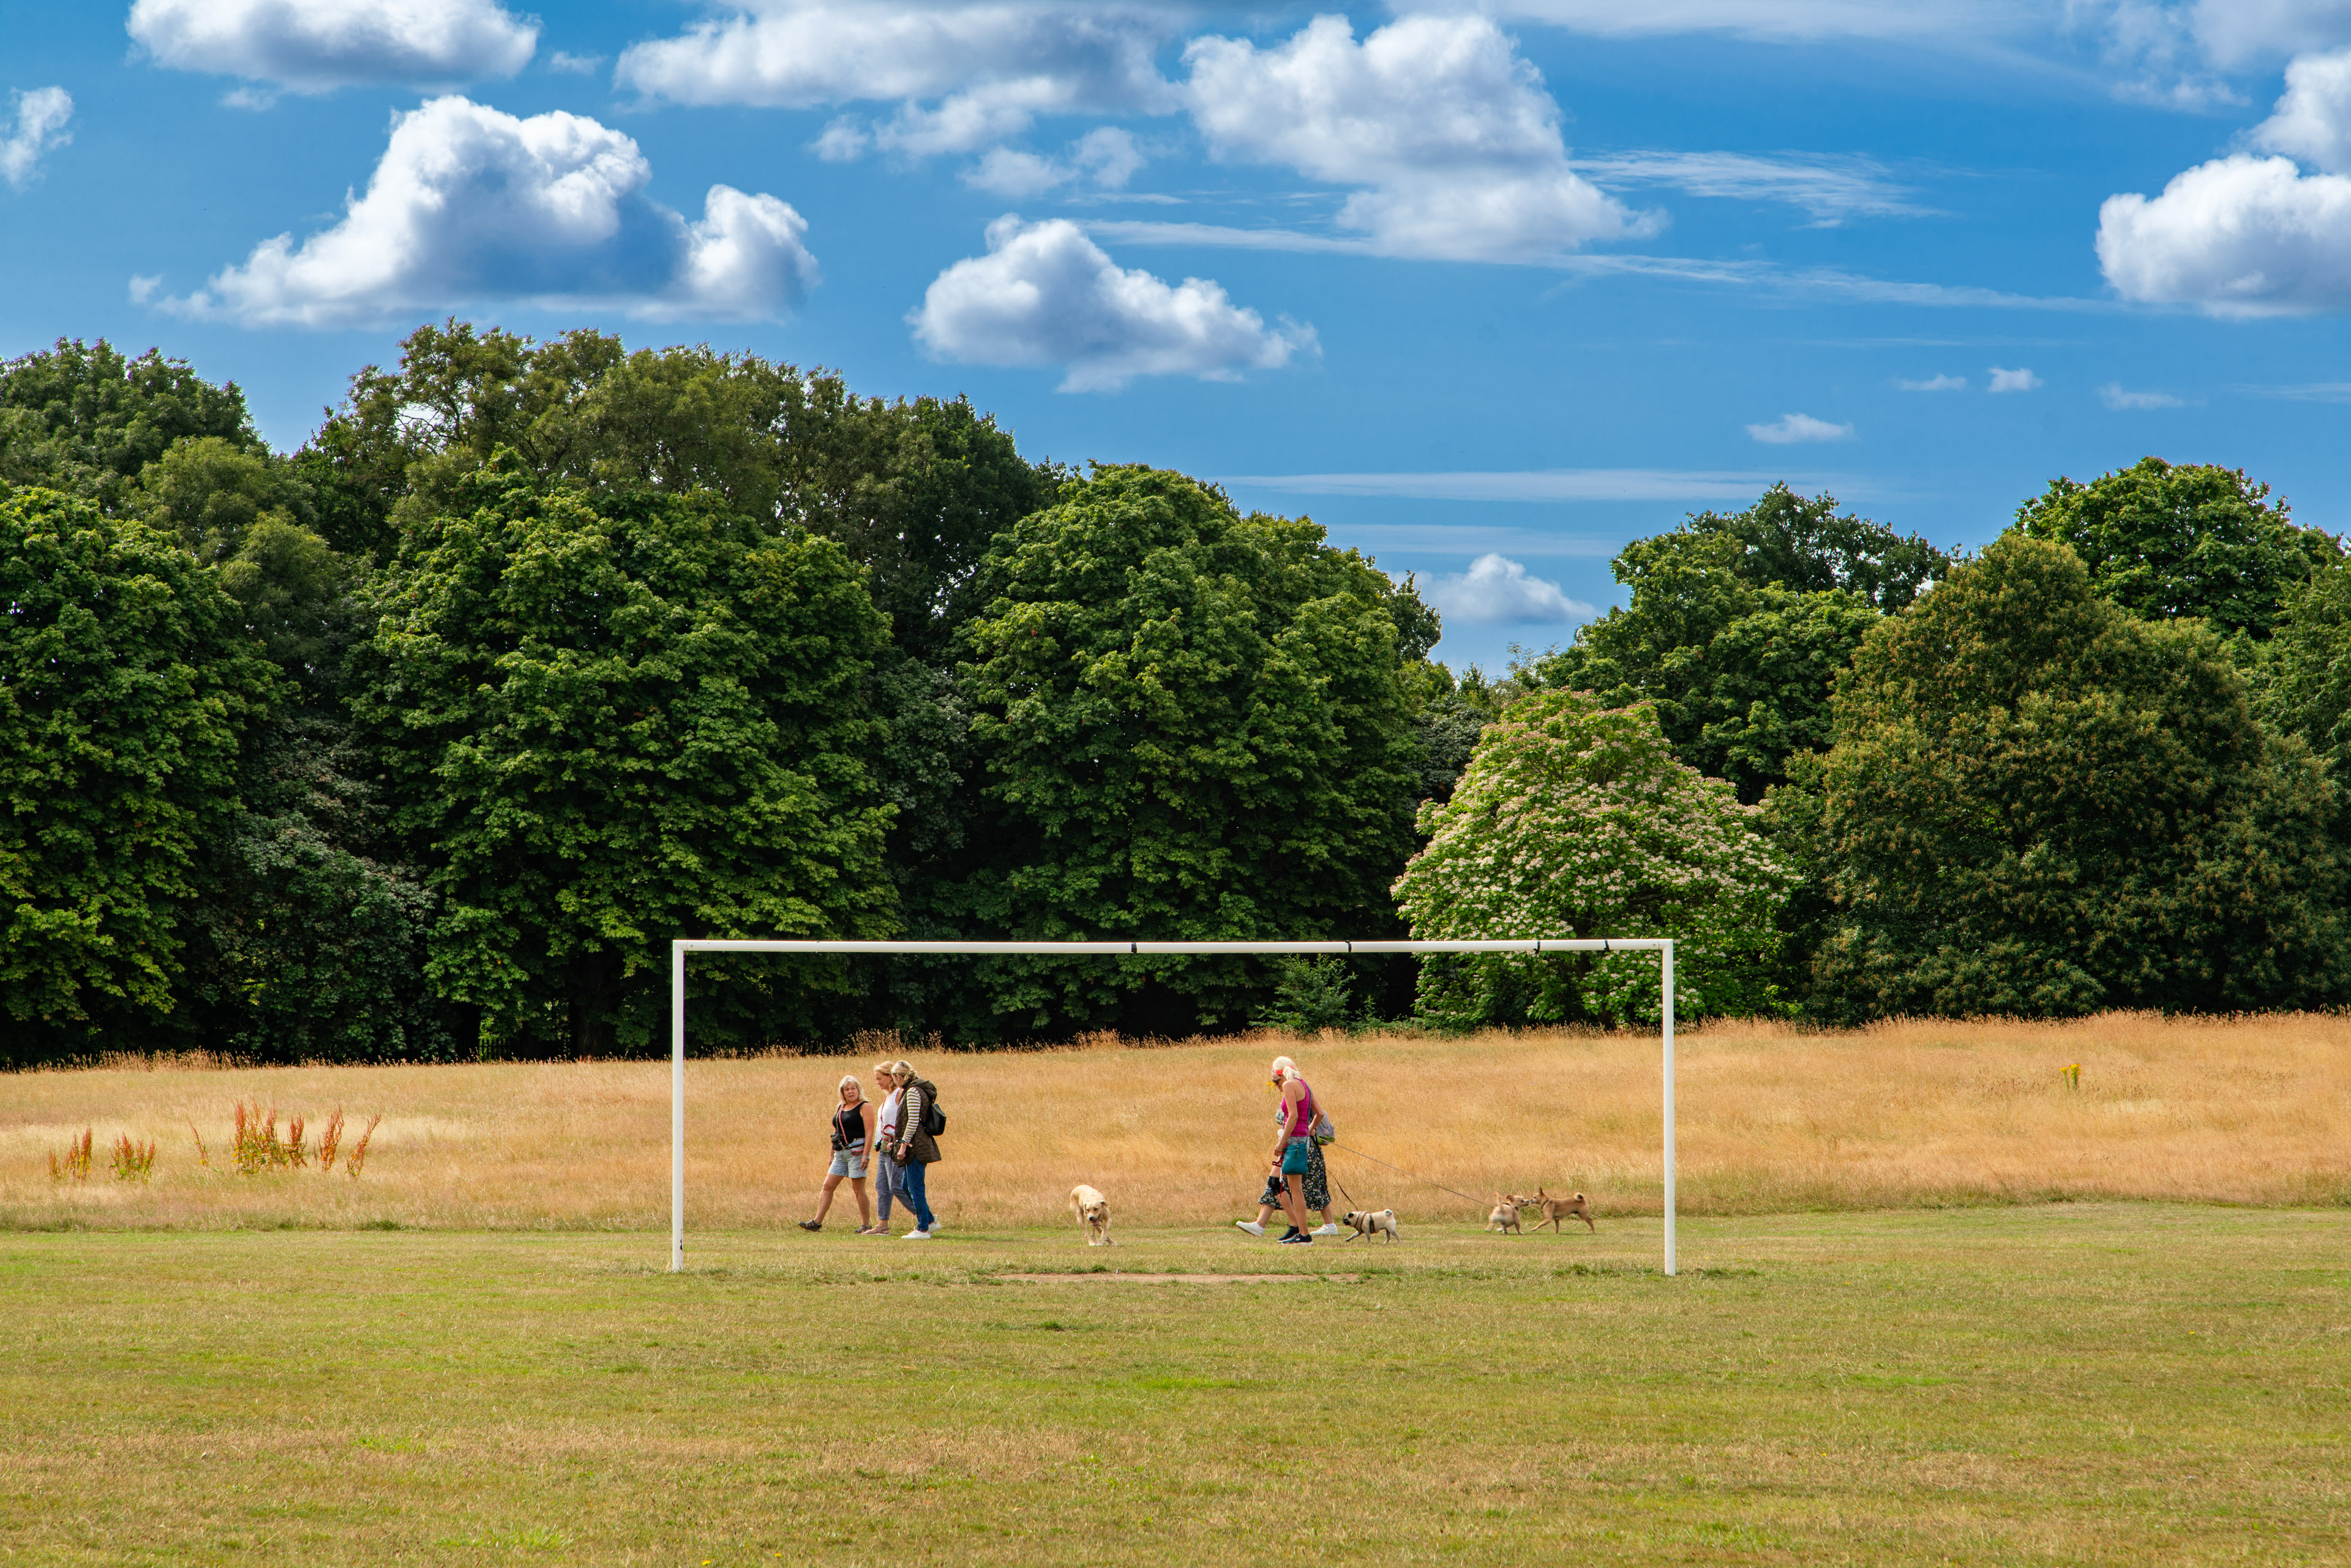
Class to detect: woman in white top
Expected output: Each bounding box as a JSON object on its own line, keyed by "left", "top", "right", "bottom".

{"left": 865, "top": 1063, "right": 904, "bottom": 1237}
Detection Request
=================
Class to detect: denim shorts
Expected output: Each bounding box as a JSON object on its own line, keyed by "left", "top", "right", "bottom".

{"left": 1280, "top": 1137, "right": 1314, "bottom": 1176}
{"left": 828, "top": 1149, "right": 868, "bottom": 1179}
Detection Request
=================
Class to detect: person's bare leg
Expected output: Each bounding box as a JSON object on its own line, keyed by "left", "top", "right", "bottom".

{"left": 1282, "top": 1172, "right": 1311, "bottom": 1235}
{"left": 850, "top": 1176, "right": 871, "bottom": 1227}
{"left": 1256, "top": 1201, "right": 1280, "bottom": 1227}
{"left": 812, "top": 1172, "right": 843, "bottom": 1224}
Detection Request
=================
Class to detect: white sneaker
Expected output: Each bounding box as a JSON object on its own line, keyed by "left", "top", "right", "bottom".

{"left": 902, "top": 1229, "right": 932, "bottom": 1240}
{"left": 1234, "top": 1220, "right": 1265, "bottom": 1237}
{"left": 1311, "top": 1223, "right": 1340, "bottom": 1237}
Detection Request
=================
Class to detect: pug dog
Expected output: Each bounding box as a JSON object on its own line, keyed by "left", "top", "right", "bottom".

{"left": 1341, "top": 1208, "right": 1398, "bottom": 1242}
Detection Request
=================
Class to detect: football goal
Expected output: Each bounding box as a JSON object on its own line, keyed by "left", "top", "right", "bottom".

{"left": 668, "top": 937, "right": 1679, "bottom": 1274}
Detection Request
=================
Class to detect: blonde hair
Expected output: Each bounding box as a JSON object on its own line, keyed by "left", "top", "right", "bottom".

{"left": 888, "top": 1059, "right": 917, "bottom": 1081}
{"left": 837, "top": 1074, "right": 862, "bottom": 1097}
{"left": 1270, "top": 1055, "right": 1299, "bottom": 1082}
{"left": 872, "top": 1061, "right": 897, "bottom": 1081}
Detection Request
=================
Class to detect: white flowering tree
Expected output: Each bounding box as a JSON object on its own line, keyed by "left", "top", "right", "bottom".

{"left": 1392, "top": 691, "right": 1793, "bottom": 1027}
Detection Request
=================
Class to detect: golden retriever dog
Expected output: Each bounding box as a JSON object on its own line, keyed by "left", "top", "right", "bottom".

{"left": 1529, "top": 1188, "right": 1595, "bottom": 1233}
{"left": 1488, "top": 1195, "right": 1523, "bottom": 1234}
{"left": 1341, "top": 1208, "right": 1398, "bottom": 1242}
{"left": 1069, "top": 1184, "right": 1114, "bottom": 1245}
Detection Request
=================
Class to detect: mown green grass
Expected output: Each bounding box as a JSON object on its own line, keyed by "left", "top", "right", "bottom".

{"left": 2, "top": 1205, "right": 2345, "bottom": 1564}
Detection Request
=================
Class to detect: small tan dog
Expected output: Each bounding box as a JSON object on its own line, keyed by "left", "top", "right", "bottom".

{"left": 1069, "top": 1184, "right": 1114, "bottom": 1246}
{"left": 1527, "top": 1187, "right": 1595, "bottom": 1233}
{"left": 1341, "top": 1208, "right": 1398, "bottom": 1242}
{"left": 1488, "top": 1195, "right": 1523, "bottom": 1234}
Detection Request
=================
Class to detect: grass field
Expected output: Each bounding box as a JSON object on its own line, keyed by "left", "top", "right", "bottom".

{"left": 4, "top": 1013, "right": 2349, "bottom": 1234}
{"left": 2, "top": 1208, "right": 2346, "bottom": 1564}
{"left": 4, "top": 1017, "right": 2347, "bottom": 1562}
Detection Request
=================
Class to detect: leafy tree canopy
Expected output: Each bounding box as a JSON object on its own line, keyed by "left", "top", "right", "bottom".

{"left": 951, "top": 465, "right": 1427, "bottom": 1037}
{"left": 2261, "top": 558, "right": 2351, "bottom": 783}
{"left": 0, "top": 489, "right": 279, "bottom": 1057}
{"left": 0, "top": 339, "right": 257, "bottom": 512}
{"left": 351, "top": 462, "right": 898, "bottom": 1054}
{"left": 1685, "top": 482, "right": 1948, "bottom": 612}
{"left": 2011, "top": 456, "right": 2338, "bottom": 637}
{"left": 1530, "top": 523, "right": 1883, "bottom": 801}
{"left": 1394, "top": 690, "right": 1792, "bottom": 1027}
{"left": 301, "top": 321, "right": 1058, "bottom": 658}
{"left": 1782, "top": 533, "right": 2346, "bottom": 1020}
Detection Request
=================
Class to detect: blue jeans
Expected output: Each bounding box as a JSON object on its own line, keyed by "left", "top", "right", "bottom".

{"left": 874, "top": 1155, "right": 897, "bottom": 1223}
{"left": 896, "top": 1158, "right": 936, "bottom": 1231}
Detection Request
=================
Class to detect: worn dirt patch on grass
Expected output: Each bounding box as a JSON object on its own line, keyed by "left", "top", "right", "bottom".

{"left": 998, "top": 1270, "right": 1360, "bottom": 1283}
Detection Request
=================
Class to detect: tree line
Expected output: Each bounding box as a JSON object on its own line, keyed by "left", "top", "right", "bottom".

{"left": 6, "top": 326, "right": 2350, "bottom": 1063}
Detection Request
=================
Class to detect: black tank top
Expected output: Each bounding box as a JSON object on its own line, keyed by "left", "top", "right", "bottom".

{"left": 831, "top": 1101, "right": 867, "bottom": 1152}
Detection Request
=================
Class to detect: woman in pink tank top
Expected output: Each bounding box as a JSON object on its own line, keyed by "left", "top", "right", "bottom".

{"left": 1268, "top": 1056, "right": 1318, "bottom": 1244}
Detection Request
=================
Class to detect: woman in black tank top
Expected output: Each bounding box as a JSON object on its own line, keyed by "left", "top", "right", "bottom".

{"left": 798, "top": 1075, "right": 875, "bottom": 1232}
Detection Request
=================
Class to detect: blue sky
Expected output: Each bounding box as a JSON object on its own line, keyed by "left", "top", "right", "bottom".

{"left": 6, "top": 1, "right": 2351, "bottom": 671}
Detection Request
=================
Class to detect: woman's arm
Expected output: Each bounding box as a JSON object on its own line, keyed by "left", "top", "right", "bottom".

{"left": 860, "top": 1100, "right": 876, "bottom": 1148}
{"left": 895, "top": 1085, "right": 925, "bottom": 1158}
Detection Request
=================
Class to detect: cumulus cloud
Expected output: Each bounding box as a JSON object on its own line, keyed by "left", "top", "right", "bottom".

{"left": 1987, "top": 365, "right": 2042, "bottom": 391}
{"left": 2255, "top": 43, "right": 2351, "bottom": 170}
{"left": 1899, "top": 372, "right": 1967, "bottom": 390}
{"left": 1418, "top": 555, "right": 1594, "bottom": 628}
{"left": 1578, "top": 150, "right": 1935, "bottom": 226}
{"left": 1747, "top": 412, "right": 1854, "bottom": 443}
{"left": 2098, "top": 152, "right": 2351, "bottom": 313}
{"left": 616, "top": 2, "right": 1177, "bottom": 156}
{"left": 128, "top": 0, "right": 538, "bottom": 92}
{"left": 965, "top": 128, "right": 1146, "bottom": 197}
{"left": 909, "top": 215, "right": 1313, "bottom": 392}
{"left": 160, "top": 96, "right": 816, "bottom": 328}
{"left": 2100, "top": 381, "right": 2189, "bottom": 407}
{"left": 1, "top": 87, "right": 72, "bottom": 189}
{"left": 1182, "top": 13, "right": 1654, "bottom": 262}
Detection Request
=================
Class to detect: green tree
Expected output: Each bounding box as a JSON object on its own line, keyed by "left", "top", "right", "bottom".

{"left": 2261, "top": 557, "right": 2351, "bottom": 780}
{"left": 0, "top": 489, "right": 278, "bottom": 1059}
{"left": 1681, "top": 481, "right": 1947, "bottom": 612}
{"left": 351, "top": 463, "right": 898, "bottom": 1054}
{"left": 2011, "top": 456, "right": 2338, "bottom": 637}
{"left": 949, "top": 465, "right": 1425, "bottom": 1038}
{"left": 1784, "top": 534, "right": 2347, "bottom": 1019}
{"left": 0, "top": 339, "right": 258, "bottom": 513}
{"left": 1394, "top": 691, "right": 1792, "bottom": 1028}
{"left": 299, "top": 323, "right": 1059, "bottom": 651}
{"left": 1531, "top": 526, "right": 1883, "bottom": 801}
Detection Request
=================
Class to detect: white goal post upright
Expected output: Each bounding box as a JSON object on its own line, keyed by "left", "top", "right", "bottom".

{"left": 667, "top": 937, "right": 1676, "bottom": 1276}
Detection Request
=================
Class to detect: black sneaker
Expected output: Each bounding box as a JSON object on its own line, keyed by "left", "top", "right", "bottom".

{"left": 1280, "top": 1233, "right": 1313, "bottom": 1245}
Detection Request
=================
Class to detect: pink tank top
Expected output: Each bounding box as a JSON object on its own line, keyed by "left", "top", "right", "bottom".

{"left": 1285, "top": 1081, "right": 1316, "bottom": 1139}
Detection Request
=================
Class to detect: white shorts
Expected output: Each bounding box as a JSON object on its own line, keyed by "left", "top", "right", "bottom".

{"left": 828, "top": 1149, "right": 868, "bottom": 1179}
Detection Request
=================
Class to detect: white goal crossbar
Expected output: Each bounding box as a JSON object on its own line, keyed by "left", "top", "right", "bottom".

{"left": 669, "top": 937, "right": 1677, "bottom": 1275}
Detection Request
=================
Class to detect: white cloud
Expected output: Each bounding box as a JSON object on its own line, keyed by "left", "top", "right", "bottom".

{"left": 2255, "top": 44, "right": 2351, "bottom": 170}
{"left": 547, "top": 51, "right": 604, "bottom": 77}
{"left": 965, "top": 128, "right": 1146, "bottom": 197}
{"left": 909, "top": 215, "right": 1313, "bottom": 392}
{"left": 1221, "top": 468, "right": 1845, "bottom": 503}
{"left": 160, "top": 96, "right": 816, "bottom": 328}
{"left": 1987, "top": 365, "right": 2042, "bottom": 390}
{"left": 128, "top": 0, "right": 538, "bottom": 92}
{"left": 1418, "top": 555, "right": 1594, "bottom": 627}
{"left": 2097, "top": 152, "right": 2351, "bottom": 314}
{"left": 616, "top": 2, "right": 1177, "bottom": 155}
{"left": 2099, "top": 381, "right": 2189, "bottom": 407}
{"left": 128, "top": 274, "right": 162, "bottom": 303}
{"left": 1181, "top": 13, "right": 1654, "bottom": 262}
{"left": 1899, "top": 372, "right": 1968, "bottom": 390}
{"left": 1577, "top": 150, "right": 1936, "bottom": 225}
{"left": 1487, "top": 1, "right": 2036, "bottom": 45}
{"left": 1747, "top": 412, "right": 1854, "bottom": 443}
{"left": 0, "top": 87, "right": 71, "bottom": 189}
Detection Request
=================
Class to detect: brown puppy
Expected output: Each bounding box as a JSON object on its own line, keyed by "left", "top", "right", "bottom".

{"left": 1530, "top": 1187, "right": 1595, "bottom": 1233}
{"left": 1069, "top": 1184, "right": 1114, "bottom": 1246}
{"left": 1341, "top": 1208, "right": 1398, "bottom": 1242}
{"left": 1488, "top": 1195, "right": 1523, "bottom": 1235}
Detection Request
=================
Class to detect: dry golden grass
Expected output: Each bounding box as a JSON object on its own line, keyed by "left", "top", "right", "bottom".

{"left": 3, "top": 1010, "right": 2347, "bottom": 1232}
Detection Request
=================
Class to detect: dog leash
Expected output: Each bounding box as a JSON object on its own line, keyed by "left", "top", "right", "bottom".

{"left": 1325, "top": 1142, "right": 1485, "bottom": 1207}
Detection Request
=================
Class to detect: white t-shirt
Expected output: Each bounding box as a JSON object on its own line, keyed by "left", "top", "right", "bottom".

{"left": 878, "top": 1088, "right": 903, "bottom": 1143}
